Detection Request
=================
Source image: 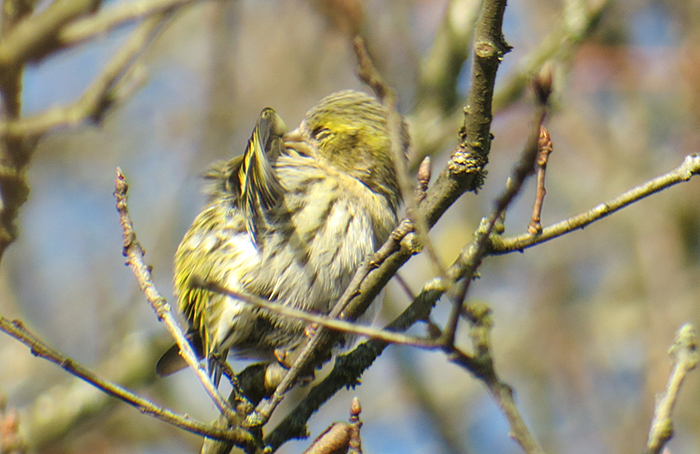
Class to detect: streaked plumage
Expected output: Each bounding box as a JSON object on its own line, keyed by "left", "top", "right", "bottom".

{"left": 158, "top": 90, "right": 402, "bottom": 383}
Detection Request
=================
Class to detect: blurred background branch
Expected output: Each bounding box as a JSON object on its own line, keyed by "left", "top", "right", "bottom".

{"left": 645, "top": 324, "right": 699, "bottom": 454}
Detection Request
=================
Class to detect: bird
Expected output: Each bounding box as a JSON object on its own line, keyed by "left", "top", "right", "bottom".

{"left": 156, "top": 90, "right": 404, "bottom": 385}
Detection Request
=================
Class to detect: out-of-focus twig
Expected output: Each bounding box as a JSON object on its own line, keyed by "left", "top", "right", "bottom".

{"left": 416, "top": 0, "right": 480, "bottom": 113}
{"left": 645, "top": 324, "right": 699, "bottom": 454}
{"left": 410, "top": 0, "right": 481, "bottom": 165}
{"left": 0, "top": 0, "right": 99, "bottom": 69}
{"left": 392, "top": 346, "right": 468, "bottom": 454}
{"left": 0, "top": 0, "right": 35, "bottom": 265}
{"left": 492, "top": 0, "right": 610, "bottom": 110}
{"left": 19, "top": 334, "right": 168, "bottom": 449}
{"left": 0, "top": 5, "right": 177, "bottom": 264}
{"left": 58, "top": 0, "right": 203, "bottom": 48}
{"left": 0, "top": 14, "right": 170, "bottom": 139}
{"left": 410, "top": 0, "right": 609, "bottom": 166}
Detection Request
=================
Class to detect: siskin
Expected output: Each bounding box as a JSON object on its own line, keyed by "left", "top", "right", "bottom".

{"left": 157, "top": 90, "right": 403, "bottom": 384}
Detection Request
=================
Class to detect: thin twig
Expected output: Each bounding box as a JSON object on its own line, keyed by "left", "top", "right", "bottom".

{"left": 354, "top": 36, "right": 447, "bottom": 278}
{"left": 393, "top": 273, "right": 416, "bottom": 301}
{"left": 0, "top": 316, "right": 255, "bottom": 446}
{"left": 527, "top": 126, "right": 552, "bottom": 234}
{"left": 201, "top": 280, "right": 437, "bottom": 349}
{"left": 113, "top": 169, "right": 237, "bottom": 423}
{"left": 246, "top": 221, "right": 417, "bottom": 428}
{"left": 449, "top": 304, "right": 545, "bottom": 454}
{"left": 490, "top": 153, "right": 700, "bottom": 254}
{"left": 645, "top": 324, "right": 699, "bottom": 454}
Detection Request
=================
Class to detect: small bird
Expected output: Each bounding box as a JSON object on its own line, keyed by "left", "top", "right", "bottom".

{"left": 157, "top": 90, "right": 403, "bottom": 384}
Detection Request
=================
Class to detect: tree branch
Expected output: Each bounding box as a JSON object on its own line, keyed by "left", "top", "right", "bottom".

{"left": 113, "top": 169, "right": 238, "bottom": 424}
{"left": 490, "top": 154, "right": 700, "bottom": 254}
{"left": 0, "top": 316, "right": 254, "bottom": 446}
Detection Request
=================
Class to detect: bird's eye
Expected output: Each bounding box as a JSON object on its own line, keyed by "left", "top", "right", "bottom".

{"left": 311, "top": 126, "right": 331, "bottom": 141}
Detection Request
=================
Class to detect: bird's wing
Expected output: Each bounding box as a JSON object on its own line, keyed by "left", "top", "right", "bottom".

{"left": 237, "top": 108, "right": 287, "bottom": 244}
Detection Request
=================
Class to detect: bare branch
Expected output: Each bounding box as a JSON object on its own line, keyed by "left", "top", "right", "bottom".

{"left": 527, "top": 125, "right": 553, "bottom": 234}
{"left": 200, "top": 280, "right": 437, "bottom": 349}
{"left": 113, "top": 169, "right": 238, "bottom": 424}
{"left": 411, "top": 0, "right": 608, "bottom": 165}
{"left": 491, "top": 154, "right": 700, "bottom": 254}
{"left": 645, "top": 324, "right": 699, "bottom": 454}
{"left": 0, "top": 316, "right": 254, "bottom": 445}
{"left": 441, "top": 14, "right": 549, "bottom": 348}
{"left": 354, "top": 36, "right": 447, "bottom": 279}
